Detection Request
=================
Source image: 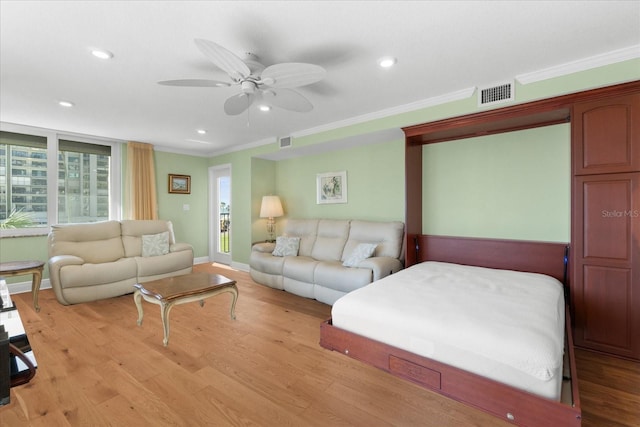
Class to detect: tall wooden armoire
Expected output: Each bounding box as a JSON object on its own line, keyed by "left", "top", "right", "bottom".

{"left": 571, "top": 92, "right": 640, "bottom": 360}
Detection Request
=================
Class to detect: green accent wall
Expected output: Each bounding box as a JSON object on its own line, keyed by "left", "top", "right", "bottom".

{"left": 154, "top": 151, "right": 210, "bottom": 257}
{"left": 251, "top": 158, "right": 277, "bottom": 242}
{"left": 423, "top": 124, "right": 570, "bottom": 241}
{"left": 0, "top": 235, "right": 49, "bottom": 283}
{"left": 275, "top": 138, "right": 405, "bottom": 222}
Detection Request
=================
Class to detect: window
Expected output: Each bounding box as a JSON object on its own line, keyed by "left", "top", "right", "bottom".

{"left": 0, "top": 131, "right": 48, "bottom": 226}
{"left": 0, "top": 126, "right": 121, "bottom": 235}
{"left": 57, "top": 139, "right": 111, "bottom": 224}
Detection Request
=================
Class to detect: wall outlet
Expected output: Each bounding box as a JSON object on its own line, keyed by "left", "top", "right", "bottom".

{"left": 183, "top": 204, "right": 190, "bottom": 211}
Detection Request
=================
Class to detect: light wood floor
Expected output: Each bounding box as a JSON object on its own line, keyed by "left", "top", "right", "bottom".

{"left": 1, "top": 263, "right": 639, "bottom": 426}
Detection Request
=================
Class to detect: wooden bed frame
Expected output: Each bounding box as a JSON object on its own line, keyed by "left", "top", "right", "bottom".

{"left": 320, "top": 234, "right": 581, "bottom": 427}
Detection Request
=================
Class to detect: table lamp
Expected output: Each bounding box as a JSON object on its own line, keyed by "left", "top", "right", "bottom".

{"left": 260, "top": 195, "right": 283, "bottom": 242}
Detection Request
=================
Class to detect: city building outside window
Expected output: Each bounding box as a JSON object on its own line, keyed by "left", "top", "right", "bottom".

{"left": 0, "top": 127, "right": 121, "bottom": 236}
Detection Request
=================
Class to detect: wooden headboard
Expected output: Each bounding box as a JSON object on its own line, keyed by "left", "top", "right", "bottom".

{"left": 408, "top": 234, "right": 569, "bottom": 284}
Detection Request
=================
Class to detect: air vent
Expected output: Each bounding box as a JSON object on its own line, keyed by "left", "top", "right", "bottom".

{"left": 279, "top": 136, "right": 292, "bottom": 149}
{"left": 478, "top": 81, "right": 514, "bottom": 107}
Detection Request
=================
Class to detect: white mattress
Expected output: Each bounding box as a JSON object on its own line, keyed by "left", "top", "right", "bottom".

{"left": 331, "top": 261, "right": 566, "bottom": 400}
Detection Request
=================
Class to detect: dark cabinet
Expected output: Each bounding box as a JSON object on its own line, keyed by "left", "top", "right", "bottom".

{"left": 571, "top": 94, "right": 640, "bottom": 359}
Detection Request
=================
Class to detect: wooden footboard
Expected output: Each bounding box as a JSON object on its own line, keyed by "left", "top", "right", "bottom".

{"left": 320, "top": 306, "right": 581, "bottom": 427}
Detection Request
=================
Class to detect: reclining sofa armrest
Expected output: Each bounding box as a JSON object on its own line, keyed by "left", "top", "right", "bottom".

{"left": 357, "top": 257, "right": 403, "bottom": 281}
{"left": 48, "top": 255, "right": 85, "bottom": 305}
{"left": 48, "top": 254, "right": 85, "bottom": 269}
{"left": 252, "top": 242, "right": 276, "bottom": 253}
{"left": 170, "top": 242, "right": 193, "bottom": 253}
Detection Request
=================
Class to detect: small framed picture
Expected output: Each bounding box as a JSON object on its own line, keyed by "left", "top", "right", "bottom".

{"left": 316, "top": 171, "right": 347, "bottom": 204}
{"left": 168, "top": 174, "right": 191, "bottom": 194}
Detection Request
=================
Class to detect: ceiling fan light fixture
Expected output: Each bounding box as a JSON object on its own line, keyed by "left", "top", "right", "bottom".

{"left": 91, "top": 49, "right": 113, "bottom": 60}
{"left": 378, "top": 56, "right": 397, "bottom": 68}
{"left": 258, "top": 104, "right": 271, "bottom": 112}
{"left": 58, "top": 100, "right": 74, "bottom": 107}
{"left": 241, "top": 80, "right": 257, "bottom": 93}
{"left": 197, "top": 129, "right": 207, "bottom": 134}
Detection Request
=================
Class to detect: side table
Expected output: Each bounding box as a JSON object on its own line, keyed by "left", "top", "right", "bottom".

{"left": 0, "top": 261, "right": 45, "bottom": 312}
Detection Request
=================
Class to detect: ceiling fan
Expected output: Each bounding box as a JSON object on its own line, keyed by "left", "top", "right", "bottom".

{"left": 158, "top": 39, "right": 326, "bottom": 116}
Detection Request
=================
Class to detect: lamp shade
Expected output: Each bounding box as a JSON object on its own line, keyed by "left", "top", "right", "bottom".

{"left": 260, "top": 195, "right": 284, "bottom": 218}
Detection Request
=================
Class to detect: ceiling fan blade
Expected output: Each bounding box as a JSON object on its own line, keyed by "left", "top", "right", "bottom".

{"left": 261, "top": 63, "right": 326, "bottom": 89}
{"left": 224, "top": 93, "right": 253, "bottom": 115}
{"left": 157, "top": 79, "right": 230, "bottom": 87}
{"left": 194, "top": 39, "right": 251, "bottom": 82}
{"left": 262, "top": 88, "right": 313, "bottom": 112}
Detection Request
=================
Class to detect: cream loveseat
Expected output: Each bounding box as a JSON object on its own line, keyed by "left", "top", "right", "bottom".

{"left": 48, "top": 220, "right": 193, "bottom": 305}
{"left": 250, "top": 219, "right": 404, "bottom": 305}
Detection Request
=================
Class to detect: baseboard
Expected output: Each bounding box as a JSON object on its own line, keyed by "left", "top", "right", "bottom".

{"left": 7, "top": 278, "right": 51, "bottom": 295}
{"left": 231, "top": 262, "right": 249, "bottom": 272}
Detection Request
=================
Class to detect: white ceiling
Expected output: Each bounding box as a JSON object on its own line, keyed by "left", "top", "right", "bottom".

{"left": 1, "top": 1, "right": 639, "bottom": 156}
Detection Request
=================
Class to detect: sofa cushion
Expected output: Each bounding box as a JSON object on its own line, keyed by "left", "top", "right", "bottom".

{"left": 282, "top": 256, "right": 318, "bottom": 283}
{"left": 343, "top": 243, "right": 377, "bottom": 267}
{"left": 314, "top": 261, "right": 374, "bottom": 293}
{"left": 49, "top": 220, "right": 125, "bottom": 264}
{"left": 342, "top": 220, "right": 404, "bottom": 261}
{"left": 58, "top": 258, "right": 138, "bottom": 289}
{"left": 283, "top": 219, "right": 318, "bottom": 257}
{"left": 142, "top": 231, "right": 170, "bottom": 257}
{"left": 136, "top": 250, "right": 194, "bottom": 279}
{"left": 272, "top": 236, "right": 300, "bottom": 257}
{"left": 311, "top": 220, "right": 350, "bottom": 262}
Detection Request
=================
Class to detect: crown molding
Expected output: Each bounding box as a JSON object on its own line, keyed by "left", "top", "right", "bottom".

{"left": 516, "top": 44, "right": 640, "bottom": 85}
{"left": 220, "top": 87, "right": 475, "bottom": 157}
{"left": 206, "top": 136, "right": 277, "bottom": 157}
{"left": 292, "top": 87, "right": 476, "bottom": 139}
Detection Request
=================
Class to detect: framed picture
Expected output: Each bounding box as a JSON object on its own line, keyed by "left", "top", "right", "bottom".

{"left": 316, "top": 171, "right": 347, "bottom": 204}
{"left": 168, "top": 174, "right": 191, "bottom": 194}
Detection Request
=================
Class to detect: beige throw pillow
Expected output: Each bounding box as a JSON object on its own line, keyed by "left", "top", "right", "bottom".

{"left": 142, "top": 231, "right": 170, "bottom": 257}
{"left": 272, "top": 236, "right": 301, "bottom": 257}
{"left": 343, "top": 243, "right": 377, "bottom": 267}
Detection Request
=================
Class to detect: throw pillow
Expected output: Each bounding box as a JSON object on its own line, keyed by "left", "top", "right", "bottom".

{"left": 142, "top": 231, "right": 170, "bottom": 257}
{"left": 272, "top": 236, "right": 301, "bottom": 257}
{"left": 343, "top": 243, "right": 377, "bottom": 267}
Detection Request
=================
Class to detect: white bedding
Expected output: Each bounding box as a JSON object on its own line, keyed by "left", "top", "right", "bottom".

{"left": 331, "top": 261, "right": 566, "bottom": 400}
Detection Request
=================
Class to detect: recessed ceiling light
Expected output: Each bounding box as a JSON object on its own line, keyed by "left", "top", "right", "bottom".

{"left": 258, "top": 105, "right": 271, "bottom": 112}
{"left": 197, "top": 129, "right": 207, "bottom": 134}
{"left": 58, "top": 100, "right": 74, "bottom": 107}
{"left": 378, "top": 56, "right": 397, "bottom": 68}
{"left": 91, "top": 49, "right": 113, "bottom": 60}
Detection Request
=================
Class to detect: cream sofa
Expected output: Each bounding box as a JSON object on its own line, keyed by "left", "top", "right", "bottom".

{"left": 250, "top": 219, "right": 404, "bottom": 305}
{"left": 47, "top": 220, "right": 193, "bottom": 305}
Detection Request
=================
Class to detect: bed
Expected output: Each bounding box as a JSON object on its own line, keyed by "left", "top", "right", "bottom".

{"left": 319, "top": 235, "right": 581, "bottom": 427}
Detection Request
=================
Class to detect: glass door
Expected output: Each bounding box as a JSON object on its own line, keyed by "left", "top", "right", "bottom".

{"left": 209, "top": 165, "right": 231, "bottom": 265}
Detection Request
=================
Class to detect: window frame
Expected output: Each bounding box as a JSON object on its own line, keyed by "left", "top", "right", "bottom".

{"left": 0, "top": 122, "right": 122, "bottom": 237}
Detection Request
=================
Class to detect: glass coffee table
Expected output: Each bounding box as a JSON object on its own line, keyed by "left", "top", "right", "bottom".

{"left": 133, "top": 272, "right": 238, "bottom": 346}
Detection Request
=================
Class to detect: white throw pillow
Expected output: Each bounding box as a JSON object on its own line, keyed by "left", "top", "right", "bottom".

{"left": 272, "top": 236, "right": 301, "bottom": 257}
{"left": 343, "top": 243, "right": 377, "bottom": 267}
{"left": 142, "top": 231, "right": 170, "bottom": 257}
